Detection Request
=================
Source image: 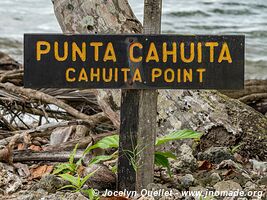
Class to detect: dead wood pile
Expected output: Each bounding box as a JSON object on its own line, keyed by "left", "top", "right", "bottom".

{"left": 0, "top": 52, "right": 116, "bottom": 165}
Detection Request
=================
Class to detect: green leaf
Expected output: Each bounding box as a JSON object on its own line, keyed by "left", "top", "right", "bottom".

{"left": 84, "top": 135, "right": 119, "bottom": 155}
{"left": 58, "top": 184, "right": 78, "bottom": 191}
{"left": 156, "top": 130, "right": 202, "bottom": 146}
{"left": 76, "top": 174, "right": 82, "bottom": 188}
{"left": 155, "top": 153, "right": 170, "bottom": 168}
{"left": 85, "top": 188, "right": 95, "bottom": 200}
{"left": 53, "top": 163, "right": 76, "bottom": 175}
{"left": 69, "top": 144, "right": 79, "bottom": 164}
{"left": 231, "top": 143, "right": 243, "bottom": 154}
{"left": 155, "top": 151, "right": 177, "bottom": 160}
{"left": 83, "top": 188, "right": 99, "bottom": 200}
{"left": 111, "top": 165, "right": 117, "bottom": 174}
{"left": 89, "top": 155, "right": 115, "bottom": 166}
{"left": 59, "top": 174, "right": 79, "bottom": 187}
{"left": 155, "top": 153, "right": 172, "bottom": 177}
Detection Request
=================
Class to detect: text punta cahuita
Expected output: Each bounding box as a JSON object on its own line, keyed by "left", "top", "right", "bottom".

{"left": 35, "top": 41, "right": 233, "bottom": 84}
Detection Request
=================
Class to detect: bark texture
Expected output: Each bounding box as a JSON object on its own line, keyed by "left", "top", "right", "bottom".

{"left": 52, "top": 0, "right": 267, "bottom": 160}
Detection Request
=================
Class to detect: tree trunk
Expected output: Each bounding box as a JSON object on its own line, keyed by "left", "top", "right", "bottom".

{"left": 52, "top": 0, "right": 267, "bottom": 160}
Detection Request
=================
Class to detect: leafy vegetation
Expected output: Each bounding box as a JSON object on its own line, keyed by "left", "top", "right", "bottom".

{"left": 156, "top": 130, "right": 202, "bottom": 146}
{"left": 84, "top": 129, "right": 202, "bottom": 175}
{"left": 59, "top": 170, "right": 99, "bottom": 200}
{"left": 52, "top": 129, "right": 201, "bottom": 198}
{"left": 53, "top": 144, "right": 100, "bottom": 199}
{"left": 53, "top": 144, "right": 82, "bottom": 175}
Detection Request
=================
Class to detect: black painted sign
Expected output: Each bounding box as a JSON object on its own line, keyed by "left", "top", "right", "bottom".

{"left": 24, "top": 34, "right": 244, "bottom": 89}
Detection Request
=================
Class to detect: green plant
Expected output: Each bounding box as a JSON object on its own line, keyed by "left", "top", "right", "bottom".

{"left": 156, "top": 130, "right": 202, "bottom": 146}
{"left": 52, "top": 144, "right": 100, "bottom": 199}
{"left": 122, "top": 143, "right": 146, "bottom": 171}
{"left": 83, "top": 188, "right": 100, "bottom": 200}
{"left": 59, "top": 169, "right": 99, "bottom": 199}
{"left": 84, "top": 135, "right": 119, "bottom": 155}
{"left": 155, "top": 130, "right": 202, "bottom": 175}
{"left": 53, "top": 144, "right": 82, "bottom": 175}
{"left": 231, "top": 143, "right": 243, "bottom": 154}
{"left": 84, "top": 129, "right": 202, "bottom": 176}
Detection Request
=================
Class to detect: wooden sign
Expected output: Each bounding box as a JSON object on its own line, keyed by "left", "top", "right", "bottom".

{"left": 24, "top": 34, "right": 244, "bottom": 89}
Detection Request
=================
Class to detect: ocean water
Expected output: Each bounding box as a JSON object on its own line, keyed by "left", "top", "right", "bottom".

{"left": 0, "top": 0, "right": 266, "bottom": 79}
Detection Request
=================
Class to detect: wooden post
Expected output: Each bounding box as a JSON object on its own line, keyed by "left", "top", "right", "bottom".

{"left": 117, "top": 0, "right": 162, "bottom": 192}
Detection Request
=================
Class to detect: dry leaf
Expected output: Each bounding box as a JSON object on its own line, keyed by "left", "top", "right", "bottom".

{"left": 77, "top": 165, "right": 85, "bottom": 176}
{"left": 29, "top": 165, "right": 53, "bottom": 180}
{"left": 0, "top": 146, "right": 13, "bottom": 164}
{"left": 198, "top": 160, "right": 213, "bottom": 170}
{"left": 222, "top": 169, "right": 235, "bottom": 176}
{"left": 234, "top": 153, "right": 246, "bottom": 163}
{"left": 28, "top": 145, "right": 42, "bottom": 152}
{"left": 17, "top": 143, "right": 25, "bottom": 150}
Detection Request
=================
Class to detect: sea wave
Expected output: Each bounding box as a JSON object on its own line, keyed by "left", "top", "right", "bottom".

{"left": 167, "top": 10, "right": 210, "bottom": 17}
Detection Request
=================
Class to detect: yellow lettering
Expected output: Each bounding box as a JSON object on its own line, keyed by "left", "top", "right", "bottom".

{"left": 184, "top": 69, "right": 193, "bottom": 82}
{"left": 90, "top": 68, "right": 100, "bottom": 82}
{"left": 103, "top": 68, "right": 113, "bottom": 82}
{"left": 146, "top": 42, "right": 159, "bottom": 62}
{"left": 177, "top": 69, "right": 181, "bottom": 83}
{"left": 180, "top": 42, "right": 195, "bottom": 63}
{"left": 218, "top": 43, "right": 232, "bottom": 63}
{"left": 114, "top": 68, "right": 118, "bottom": 82}
{"left": 133, "top": 68, "right": 142, "bottom": 82}
{"left": 152, "top": 68, "right": 162, "bottom": 82}
{"left": 78, "top": 68, "right": 88, "bottom": 82}
{"left": 55, "top": 42, "right": 68, "bottom": 61}
{"left": 164, "top": 69, "right": 175, "bottom": 83}
{"left": 196, "top": 68, "right": 206, "bottom": 83}
{"left": 72, "top": 42, "right": 86, "bottom": 61}
{"left": 104, "top": 42, "right": 116, "bottom": 62}
{"left": 205, "top": 42, "right": 219, "bottom": 63}
{"left": 129, "top": 43, "right": 143, "bottom": 62}
{"left": 66, "top": 67, "right": 76, "bottom": 82}
{"left": 163, "top": 42, "right": 177, "bottom": 63}
{"left": 197, "top": 42, "right": 202, "bottom": 63}
{"left": 121, "top": 68, "right": 130, "bottom": 82}
{"left": 36, "top": 41, "right": 51, "bottom": 61}
{"left": 90, "top": 42, "right": 103, "bottom": 61}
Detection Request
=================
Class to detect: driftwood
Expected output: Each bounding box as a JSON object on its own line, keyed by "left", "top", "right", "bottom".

{"left": 0, "top": 53, "right": 109, "bottom": 133}
{"left": 222, "top": 80, "right": 267, "bottom": 115}
{"left": 52, "top": 0, "right": 267, "bottom": 160}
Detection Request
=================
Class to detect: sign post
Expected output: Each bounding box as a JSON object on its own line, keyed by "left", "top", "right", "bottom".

{"left": 117, "top": 0, "right": 162, "bottom": 192}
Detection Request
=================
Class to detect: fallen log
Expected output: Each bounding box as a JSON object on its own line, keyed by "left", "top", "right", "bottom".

{"left": 12, "top": 132, "right": 115, "bottom": 163}
{"left": 13, "top": 150, "right": 83, "bottom": 163}
{"left": 52, "top": 0, "right": 267, "bottom": 160}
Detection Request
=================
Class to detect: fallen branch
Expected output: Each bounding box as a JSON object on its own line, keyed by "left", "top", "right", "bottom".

{"left": 0, "top": 118, "right": 106, "bottom": 146}
{"left": 0, "top": 82, "right": 98, "bottom": 123}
